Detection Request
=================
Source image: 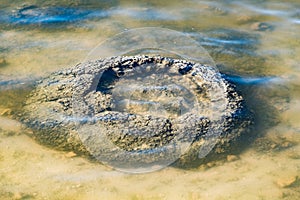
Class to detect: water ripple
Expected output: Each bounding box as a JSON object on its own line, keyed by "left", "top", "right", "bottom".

{"left": 1, "top": 3, "right": 299, "bottom": 27}
{"left": 0, "top": 5, "right": 183, "bottom": 26}
{"left": 235, "top": 2, "right": 289, "bottom": 17}
{"left": 224, "top": 75, "right": 282, "bottom": 85}
{"left": 0, "top": 5, "right": 108, "bottom": 25}
{"left": 188, "top": 29, "right": 259, "bottom": 56}
{"left": 111, "top": 7, "right": 181, "bottom": 21}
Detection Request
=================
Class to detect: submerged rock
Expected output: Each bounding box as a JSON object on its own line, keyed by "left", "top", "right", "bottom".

{"left": 21, "top": 55, "right": 252, "bottom": 169}
{"left": 251, "top": 22, "right": 275, "bottom": 31}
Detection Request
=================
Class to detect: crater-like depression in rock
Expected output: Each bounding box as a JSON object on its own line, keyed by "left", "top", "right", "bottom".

{"left": 21, "top": 55, "right": 252, "bottom": 172}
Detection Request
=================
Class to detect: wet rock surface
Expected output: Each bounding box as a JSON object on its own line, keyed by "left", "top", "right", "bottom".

{"left": 20, "top": 55, "right": 252, "bottom": 168}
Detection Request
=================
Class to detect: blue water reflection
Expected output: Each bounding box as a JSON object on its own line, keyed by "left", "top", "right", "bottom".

{"left": 224, "top": 75, "right": 281, "bottom": 86}
{"left": 0, "top": 5, "right": 182, "bottom": 26}
{"left": 0, "top": 5, "right": 108, "bottom": 25}
{"left": 189, "top": 29, "right": 259, "bottom": 58}
{"left": 1, "top": 2, "right": 299, "bottom": 27}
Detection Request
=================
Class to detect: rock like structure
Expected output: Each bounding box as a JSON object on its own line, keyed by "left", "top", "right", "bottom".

{"left": 21, "top": 55, "right": 252, "bottom": 169}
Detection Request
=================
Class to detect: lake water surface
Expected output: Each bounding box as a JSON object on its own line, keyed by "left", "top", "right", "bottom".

{"left": 0, "top": 0, "right": 299, "bottom": 199}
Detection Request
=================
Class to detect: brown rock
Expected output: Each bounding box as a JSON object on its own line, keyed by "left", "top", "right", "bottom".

{"left": 206, "top": 162, "right": 216, "bottom": 168}
{"left": 251, "top": 22, "right": 274, "bottom": 31}
{"left": 270, "top": 144, "right": 277, "bottom": 149}
{"left": 0, "top": 108, "right": 12, "bottom": 116}
{"left": 281, "top": 141, "right": 292, "bottom": 148}
{"left": 0, "top": 57, "right": 6, "bottom": 67}
{"left": 65, "top": 151, "right": 77, "bottom": 158}
{"left": 287, "top": 152, "right": 300, "bottom": 159}
{"left": 237, "top": 15, "right": 252, "bottom": 23}
{"left": 276, "top": 176, "right": 298, "bottom": 188}
{"left": 13, "top": 192, "right": 33, "bottom": 200}
{"left": 13, "top": 192, "right": 22, "bottom": 200}
{"left": 227, "top": 154, "right": 239, "bottom": 162}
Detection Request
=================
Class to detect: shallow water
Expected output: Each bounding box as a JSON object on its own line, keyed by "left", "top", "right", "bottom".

{"left": 0, "top": 0, "right": 300, "bottom": 199}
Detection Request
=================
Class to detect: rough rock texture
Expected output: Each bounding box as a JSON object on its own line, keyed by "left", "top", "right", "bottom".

{"left": 21, "top": 55, "right": 252, "bottom": 168}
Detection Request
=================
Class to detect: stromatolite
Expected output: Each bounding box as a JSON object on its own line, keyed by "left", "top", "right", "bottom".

{"left": 21, "top": 55, "right": 252, "bottom": 169}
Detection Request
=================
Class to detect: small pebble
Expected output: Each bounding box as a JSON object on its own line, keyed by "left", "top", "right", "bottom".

{"left": 287, "top": 152, "right": 300, "bottom": 159}
{"left": 251, "top": 22, "right": 274, "bottom": 31}
{"left": 276, "top": 176, "right": 298, "bottom": 188}
{"left": 65, "top": 151, "right": 77, "bottom": 158}
{"left": 281, "top": 141, "right": 292, "bottom": 148}
{"left": 206, "top": 162, "right": 216, "bottom": 168}
{"left": 0, "top": 108, "right": 12, "bottom": 116}
{"left": 71, "top": 184, "right": 82, "bottom": 188}
{"left": 227, "top": 154, "right": 239, "bottom": 162}
{"left": 13, "top": 192, "right": 22, "bottom": 200}
{"left": 0, "top": 57, "right": 7, "bottom": 67}
{"left": 237, "top": 15, "right": 253, "bottom": 23}
{"left": 13, "top": 192, "right": 33, "bottom": 200}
